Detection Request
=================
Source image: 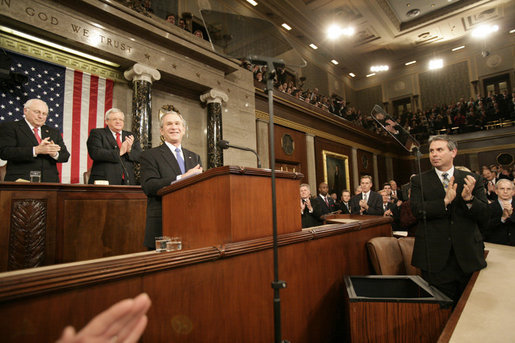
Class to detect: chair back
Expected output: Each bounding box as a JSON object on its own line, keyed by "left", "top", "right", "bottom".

{"left": 366, "top": 236, "right": 405, "bottom": 275}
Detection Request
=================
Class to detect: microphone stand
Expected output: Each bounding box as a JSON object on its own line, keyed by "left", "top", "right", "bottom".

{"left": 248, "top": 55, "right": 289, "bottom": 343}
{"left": 413, "top": 146, "right": 430, "bottom": 273}
{"left": 116, "top": 146, "right": 131, "bottom": 185}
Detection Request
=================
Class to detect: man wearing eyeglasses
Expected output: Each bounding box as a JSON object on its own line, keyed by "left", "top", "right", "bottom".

{"left": 0, "top": 98, "right": 70, "bottom": 182}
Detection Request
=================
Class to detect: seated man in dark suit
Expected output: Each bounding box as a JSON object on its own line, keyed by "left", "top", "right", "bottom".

{"left": 482, "top": 167, "right": 498, "bottom": 201}
{"left": 140, "top": 109, "right": 203, "bottom": 249}
{"left": 380, "top": 189, "right": 401, "bottom": 229}
{"left": 339, "top": 189, "right": 352, "bottom": 214}
{"left": 0, "top": 99, "right": 70, "bottom": 182}
{"left": 485, "top": 179, "right": 514, "bottom": 245}
{"left": 300, "top": 183, "right": 322, "bottom": 228}
{"left": 87, "top": 108, "right": 142, "bottom": 185}
{"left": 314, "top": 182, "right": 341, "bottom": 220}
{"left": 349, "top": 175, "right": 383, "bottom": 215}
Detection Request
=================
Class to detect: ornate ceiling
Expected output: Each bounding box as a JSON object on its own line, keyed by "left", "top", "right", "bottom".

{"left": 238, "top": 0, "right": 514, "bottom": 78}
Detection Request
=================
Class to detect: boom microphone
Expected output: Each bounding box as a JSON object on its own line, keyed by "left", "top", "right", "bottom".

{"left": 217, "top": 140, "right": 262, "bottom": 168}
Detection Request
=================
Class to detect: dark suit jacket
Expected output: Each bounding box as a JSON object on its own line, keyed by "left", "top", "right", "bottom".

{"left": 349, "top": 191, "right": 383, "bottom": 215}
{"left": 339, "top": 201, "right": 351, "bottom": 214}
{"left": 301, "top": 197, "right": 322, "bottom": 228}
{"left": 0, "top": 120, "right": 70, "bottom": 182}
{"left": 140, "top": 144, "right": 201, "bottom": 248}
{"left": 484, "top": 178, "right": 498, "bottom": 201}
{"left": 410, "top": 168, "right": 488, "bottom": 274}
{"left": 314, "top": 194, "right": 339, "bottom": 216}
{"left": 87, "top": 127, "right": 142, "bottom": 185}
{"left": 485, "top": 198, "right": 515, "bottom": 246}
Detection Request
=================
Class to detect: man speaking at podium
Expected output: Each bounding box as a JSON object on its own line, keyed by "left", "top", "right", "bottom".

{"left": 410, "top": 135, "right": 487, "bottom": 302}
{"left": 140, "top": 110, "right": 202, "bottom": 249}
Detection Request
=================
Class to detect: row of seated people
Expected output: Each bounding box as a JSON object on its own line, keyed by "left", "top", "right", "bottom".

{"left": 245, "top": 61, "right": 515, "bottom": 145}
{"left": 301, "top": 172, "right": 515, "bottom": 247}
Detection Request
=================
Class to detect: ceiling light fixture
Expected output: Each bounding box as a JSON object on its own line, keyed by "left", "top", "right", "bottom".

{"left": 0, "top": 25, "right": 120, "bottom": 67}
{"left": 405, "top": 60, "right": 416, "bottom": 65}
{"left": 331, "top": 59, "right": 339, "bottom": 65}
{"left": 366, "top": 73, "right": 376, "bottom": 77}
{"left": 471, "top": 24, "right": 499, "bottom": 38}
{"left": 370, "top": 65, "right": 389, "bottom": 72}
{"left": 349, "top": 73, "right": 356, "bottom": 78}
{"left": 428, "top": 58, "right": 443, "bottom": 70}
{"left": 246, "top": 0, "right": 258, "bottom": 6}
{"left": 326, "top": 24, "right": 354, "bottom": 40}
{"left": 281, "top": 23, "right": 292, "bottom": 31}
{"left": 309, "top": 43, "right": 318, "bottom": 50}
{"left": 509, "top": 29, "right": 515, "bottom": 34}
{"left": 451, "top": 45, "right": 465, "bottom": 51}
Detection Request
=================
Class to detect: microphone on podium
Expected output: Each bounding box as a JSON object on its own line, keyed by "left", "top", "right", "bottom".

{"left": 217, "top": 140, "right": 262, "bottom": 168}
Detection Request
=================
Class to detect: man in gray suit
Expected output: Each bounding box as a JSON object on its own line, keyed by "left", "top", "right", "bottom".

{"left": 410, "top": 135, "right": 487, "bottom": 302}
{"left": 140, "top": 110, "right": 202, "bottom": 249}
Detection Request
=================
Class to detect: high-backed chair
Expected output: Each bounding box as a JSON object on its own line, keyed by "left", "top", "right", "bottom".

{"left": 398, "top": 236, "right": 419, "bottom": 275}
{"left": 367, "top": 236, "right": 405, "bottom": 275}
{"left": 0, "top": 163, "right": 6, "bottom": 182}
{"left": 83, "top": 168, "right": 91, "bottom": 184}
{"left": 367, "top": 236, "right": 419, "bottom": 275}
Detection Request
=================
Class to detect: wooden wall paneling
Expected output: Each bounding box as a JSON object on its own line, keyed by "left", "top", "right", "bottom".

{"left": 274, "top": 124, "right": 308, "bottom": 182}
{"left": 58, "top": 192, "right": 147, "bottom": 263}
{"left": 0, "top": 183, "right": 148, "bottom": 272}
{"left": 377, "top": 155, "right": 387, "bottom": 188}
{"left": 0, "top": 219, "right": 392, "bottom": 343}
{"left": 314, "top": 137, "right": 353, "bottom": 193}
{"left": 356, "top": 150, "right": 374, "bottom": 186}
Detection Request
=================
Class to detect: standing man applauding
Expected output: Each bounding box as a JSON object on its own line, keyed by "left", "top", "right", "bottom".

{"left": 87, "top": 108, "right": 142, "bottom": 185}
{"left": 411, "top": 135, "right": 487, "bottom": 302}
{"left": 0, "top": 99, "right": 69, "bottom": 182}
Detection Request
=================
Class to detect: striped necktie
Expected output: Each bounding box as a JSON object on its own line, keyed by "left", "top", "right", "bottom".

{"left": 442, "top": 173, "right": 449, "bottom": 190}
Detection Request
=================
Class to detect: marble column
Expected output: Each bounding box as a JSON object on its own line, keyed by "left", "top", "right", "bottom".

{"left": 200, "top": 89, "right": 228, "bottom": 169}
{"left": 124, "top": 63, "right": 161, "bottom": 150}
{"left": 305, "top": 133, "right": 316, "bottom": 189}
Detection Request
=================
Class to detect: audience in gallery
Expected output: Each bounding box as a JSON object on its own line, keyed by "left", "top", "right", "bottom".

{"left": 244, "top": 61, "right": 515, "bottom": 145}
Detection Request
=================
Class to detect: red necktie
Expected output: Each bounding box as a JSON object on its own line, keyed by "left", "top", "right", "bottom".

{"left": 33, "top": 127, "right": 41, "bottom": 144}
{"left": 116, "top": 132, "right": 122, "bottom": 149}
{"left": 324, "top": 197, "right": 329, "bottom": 207}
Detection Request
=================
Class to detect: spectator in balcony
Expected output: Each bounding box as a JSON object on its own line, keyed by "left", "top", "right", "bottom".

{"left": 166, "top": 13, "right": 176, "bottom": 25}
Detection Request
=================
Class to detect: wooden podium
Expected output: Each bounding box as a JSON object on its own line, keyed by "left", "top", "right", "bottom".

{"left": 157, "top": 166, "right": 303, "bottom": 250}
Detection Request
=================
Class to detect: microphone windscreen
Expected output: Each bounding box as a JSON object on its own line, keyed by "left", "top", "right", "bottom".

{"left": 217, "top": 140, "right": 230, "bottom": 149}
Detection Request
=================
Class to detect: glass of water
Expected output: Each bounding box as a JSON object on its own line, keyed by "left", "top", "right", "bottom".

{"left": 166, "top": 237, "right": 182, "bottom": 251}
{"left": 155, "top": 236, "right": 170, "bottom": 252}
{"left": 29, "top": 170, "right": 41, "bottom": 182}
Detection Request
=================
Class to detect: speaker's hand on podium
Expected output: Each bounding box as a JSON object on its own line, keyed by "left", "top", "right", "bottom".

{"left": 183, "top": 164, "right": 203, "bottom": 178}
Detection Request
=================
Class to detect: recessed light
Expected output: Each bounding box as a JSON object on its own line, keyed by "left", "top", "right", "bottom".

{"left": 281, "top": 23, "right": 292, "bottom": 31}
{"left": 370, "top": 65, "right": 389, "bottom": 72}
{"left": 366, "top": 73, "right": 376, "bottom": 77}
{"left": 309, "top": 43, "right": 318, "bottom": 49}
{"left": 246, "top": 0, "right": 258, "bottom": 6}
{"left": 349, "top": 73, "right": 356, "bottom": 77}
{"left": 429, "top": 59, "right": 443, "bottom": 70}
{"left": 331, "top": 59, "right": 339, "bottom": 65}
{"left": 405, "top": 60, "right": 417, "bottom": 65}
{"left": 451, "top": 45, "right": 465, "bottom": 51}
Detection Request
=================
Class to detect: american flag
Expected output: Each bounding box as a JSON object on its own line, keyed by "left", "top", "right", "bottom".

{"left": 0, "top": 51, "right": 113, "bottom": 183}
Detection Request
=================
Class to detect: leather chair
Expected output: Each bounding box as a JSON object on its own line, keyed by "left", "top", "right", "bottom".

{"left": 366, "top": 236, "right": 419, "bottom": 275}
{"left": 83, "top": 168, "right": 91, "bottom": 184}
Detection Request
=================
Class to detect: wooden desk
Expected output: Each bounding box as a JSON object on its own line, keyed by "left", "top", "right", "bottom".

{"left": 0, "top": 182, "right": 147, "bottom": 271}
{"left": 438, "top": 243, "right": 515, "bottom": 342}
{"left": 0, "top": 217, "right": 392, "bottom": 342}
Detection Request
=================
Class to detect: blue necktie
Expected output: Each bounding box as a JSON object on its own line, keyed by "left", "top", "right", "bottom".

{"left": 175, "top": 147, "right": 185, "bottom": 174}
